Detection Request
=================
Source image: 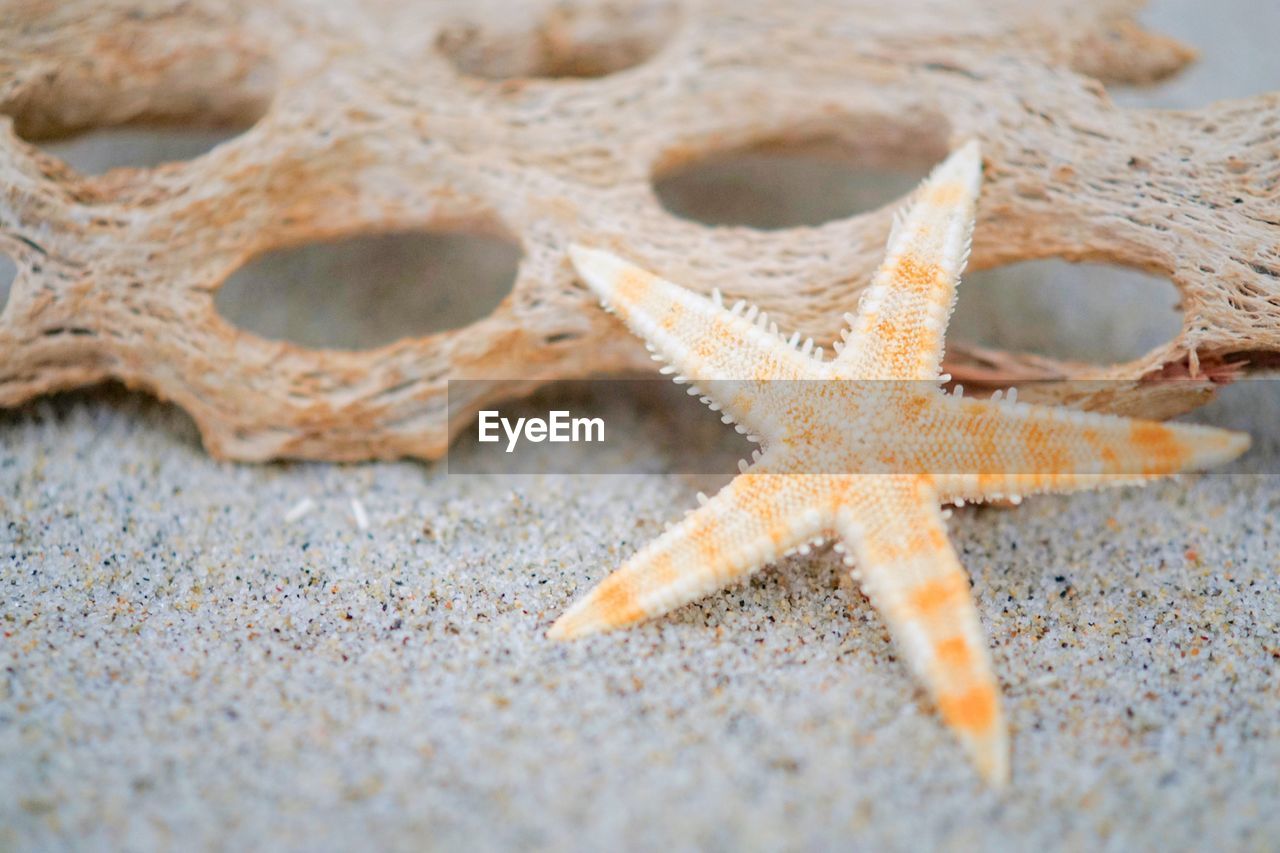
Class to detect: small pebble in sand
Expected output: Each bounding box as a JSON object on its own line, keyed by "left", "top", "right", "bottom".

{"left": 351, "top": 498, "right": 370, "bottom": 531}
{"left": 284, "top": 497, "right": 316, "bottom": 523}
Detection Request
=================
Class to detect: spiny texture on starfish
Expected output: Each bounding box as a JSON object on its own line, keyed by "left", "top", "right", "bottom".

{"left": 552, "top": 142, "right": 1249, "bottom": 785}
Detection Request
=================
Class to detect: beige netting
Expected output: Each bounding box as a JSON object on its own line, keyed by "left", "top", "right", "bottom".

{"left": 2, "top": 0, "right": 1278, "bottom": 461}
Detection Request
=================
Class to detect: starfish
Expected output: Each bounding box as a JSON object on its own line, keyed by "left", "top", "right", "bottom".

{"left": 550, "top": 142, "right": 1249, "bottom": 785}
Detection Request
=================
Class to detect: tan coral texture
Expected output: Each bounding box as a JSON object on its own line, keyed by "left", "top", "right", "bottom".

{"left": 1, "top": 0, "right": 1279, "bottom": 461}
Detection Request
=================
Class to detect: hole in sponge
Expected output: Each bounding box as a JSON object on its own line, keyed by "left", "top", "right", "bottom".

{"left": 215, "top": 231, "right": 521, "bottom": 351}
{"left": 437, "top": 1, "right": 679, "bottom": 79}
{"left": 13, "top": 43, "right": 274, "bottom": 172}
{"left": 654, "top": 135, "right": 942, "bottom": 230}
{"left": 42, "top": 127, "right": 247, "bottom": 176}
{"left": 950, "top": 260, "right": 1182, "bottom": 364}
{"left": 0, "top": 252, "right": 14, "bottom": 317}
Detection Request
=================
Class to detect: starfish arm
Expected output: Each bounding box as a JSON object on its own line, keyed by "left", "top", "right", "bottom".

{"left": 834, "top": 141, "right": 981, "bottom": 381}
{"left": 569, "top": 245, "right": 815, "bottom": 438}
{"left": 926, "top": 396, "right": 1251, "bottom": 503}
{"left": 835, "top": 475, "right": 1008, "bottom": 786}
{"left": 548, "top": 465, "right": 827, "bottom": 640}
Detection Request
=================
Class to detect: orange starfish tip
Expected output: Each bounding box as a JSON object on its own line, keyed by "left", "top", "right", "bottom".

{"left": 547, "top": 600, "right": 603, "bottom": 640}
{"left": 1218, "top": 429, "right": 1251, "bottom": 460}
{"left": 547, "top": 582, "right": 645, "bottom": 640}
{"left": 963, "top": 722, "right": 1011, "bottom": 789}
{"left": 546, "top": 606, "right": 591, "bottom": 641}
{"left": 544, "top": 618, "right": 574, "bottom": 641}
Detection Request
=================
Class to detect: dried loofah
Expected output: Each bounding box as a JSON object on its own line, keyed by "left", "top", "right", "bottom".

{"left": 1, "top": 0, "right": 1278, "bottom": 461}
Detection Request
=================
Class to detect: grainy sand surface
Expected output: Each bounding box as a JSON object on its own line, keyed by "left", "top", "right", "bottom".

{"left": 2, "top": 385, "right": 1278, "bottom": 850}
{"left": 4, "top": 1, "right": 1280, "bottom": 850}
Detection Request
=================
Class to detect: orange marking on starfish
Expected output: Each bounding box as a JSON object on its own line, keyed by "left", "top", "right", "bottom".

{"left": 768, "top": 524, "right": 787, "bottom": 545}
{"left": 893, "top": 254, "right": 946, "bottom": 296}
{"left": 936, "top": 636, "right": 973, "bottom": 668}
{"left": 874, "top": 316, "right": 899, "bottom": 339}
{"left": 927, "top": 181, "right": 967, "bottom": 207}
{"left": 593, "top": 578, "right": 647, "bottom": 626}
{"left": 1023, "top": 421, "right": 1046, "bottom": 450}
{"left": 649, "top": 552, "right": 678, "bottom": 586}
{"left": 938, "top": 685, "right": 999, "bottom": 732}
{"left": 1131, "top": 421, "right": 1187, "bottom": 470}
{"left": 909, "top": 574, "right": 968, "bottom": 615}
{"left": 1023, "top": 421, "right": 1070, "bottom": 473}
{"left": 750, "top": 475, "right": 785, "bottom": 498}
{"left": 695, "top": 533, "right": 722, "bottom": 567}
{"left": 971, "top": 415, "right": 1001, "bottom": 473}
{"left": 612, "top": 270, "right": 653, "bottom": 307}
{"left": 899, "top": 393, "right": 930, "bottom": 422}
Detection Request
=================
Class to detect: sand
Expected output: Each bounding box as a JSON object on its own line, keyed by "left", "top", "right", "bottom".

{"left": 3, "top": 380, "right": 1278, "bottom": 851}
